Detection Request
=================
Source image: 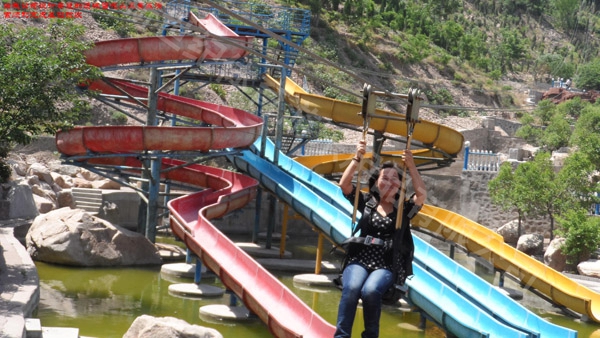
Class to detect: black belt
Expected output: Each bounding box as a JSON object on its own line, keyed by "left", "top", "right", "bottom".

{"left": 343, "top": 235, "right": 392, "bottom": 247}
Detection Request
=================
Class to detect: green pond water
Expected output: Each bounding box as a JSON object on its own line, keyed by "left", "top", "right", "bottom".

{"left": 33, "top": 237, "right": 599, "bottom": 338}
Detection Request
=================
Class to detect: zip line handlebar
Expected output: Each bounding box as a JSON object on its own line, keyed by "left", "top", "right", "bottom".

{"left": 351, "top": 84, "right": 423, "bottom": 230}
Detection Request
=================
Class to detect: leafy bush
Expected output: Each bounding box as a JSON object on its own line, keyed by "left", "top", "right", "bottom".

{"left": 0, "top": 161, "right": 10, "bottom": 183}
{"left": 0, "top": 21, "right": 100, "bottom": 146}
{"left": 92, "top": 9, "right": 135, "bottom": 37}
{"left": 556, "top": 208, "right": 600, "bottom": 265}
{"left": 110, "top": 111, "right": 128, "bottom": 125}
{"left": 396, "top": 34, "right": 431, "bottom": 63}
{"left": 317, "top": 126, "right": 344, "bottom": 142}
{"left": 210, "top": 84, "right": 227, "bottom": 100}
{"left": 575, "top": 58, "right": 600, "bottom": 91}
{"left": 540, "top": 112, "right": 571, "bottom": 150}
{"left": 515, "top": 114, "right": 543, "bottom": 144}
{"left": 425, "top": 88, "right": 454, "bottom": 105}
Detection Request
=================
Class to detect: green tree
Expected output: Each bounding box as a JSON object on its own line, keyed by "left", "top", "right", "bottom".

{"left": 488, "top": 162, "right": 530, "bottom": 235}
{"left": 557, "top": 151, "right": 599, "bottom": 209}
{"left": 556, "top": 208, "right": 600, "bottom": 265}
{"left": 0, "top": 20, "right": 99, "bottom": 182}
{"left": 534, "top": 99, "right": 559, "bottom": 126}
{"left": 343, "top": 0, "right": 353, "bottom": 16}
{"left": 536, "top": 53, "right": 575, "bottom": 82}
{"left": 516, "top": 152, "right": 561, "bottom": 239}
{"left": 332, "top": 0, "right": 341, "bottom": 10}
{"left": 309, "top": 0, "right": 322, "bottom": 24}
{"left": 515, "top": 100, "right": 574, "bottom": 149}
{"left": 540, "top": 112, "right": 571, "bottom": 151}
{"left": 459, "top": 29, "right": 486, "bottom": 62}
{"left": 515, "top": 113, "right": 544, "bottom": 144}
{"left": 432, "top": 20, "right": 464, "bottom": 55}
{"left": 550, "top": 0, "right": 581, "bottom": 30}
{"left": 396, "top": 33, "right": 431, "bottom": 63}
{"left": 496, "top": 28, "right": 529, "bottom": 72}
{"left": 575, "top": 58, "right": 600, "bottom": 90}
{"left": 570, "top": 104, "right": 600, "bottom": 169}
{"left": 491, "top": 151, "right": 597, "bottom": 241}
{"left": 556, "top": 96, "right": 587, "bottom": 120}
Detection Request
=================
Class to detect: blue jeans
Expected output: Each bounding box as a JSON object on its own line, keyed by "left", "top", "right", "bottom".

{"left": 334, "top": 263, "right": 393, "bottom": 338}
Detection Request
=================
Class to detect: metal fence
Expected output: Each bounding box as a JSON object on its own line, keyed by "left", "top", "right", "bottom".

{"left": 300, "top": 139, "right": 334, "bottom": 156}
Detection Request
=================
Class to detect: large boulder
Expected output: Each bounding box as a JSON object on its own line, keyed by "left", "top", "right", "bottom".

{"left": 496, "top": 219, "right": 520, "bottom": 244}
{"left": 27, "top": 162, "right": 54, "bottom": 185}
{"left": 578, "top": 260, "right": 600, "bottom": 278}
{"left": 123, "top": 315, "right": 222, "bottom": 338}
{"left": 516, "top": 233, "right": 544, "bottom": 256}
{"left": 32, "top": 194, "right": 55, "bottom": 214}
{"left": 26, "top": 207, "right": 161, "bottom": 266}
{"left": 544, "top": 237, "right": 567, "bottom": 272}
{"left": 2, "top": 180, "right": 39, "bottom": 220}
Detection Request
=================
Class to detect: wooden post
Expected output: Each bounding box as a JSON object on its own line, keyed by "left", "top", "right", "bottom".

{"left": 315, "top": 232, "right": 324, "bottom": 274}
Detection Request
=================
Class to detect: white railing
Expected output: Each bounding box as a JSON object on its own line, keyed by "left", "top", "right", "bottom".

{"left": 463, "top": 142, "right": 500, "bottom": 172}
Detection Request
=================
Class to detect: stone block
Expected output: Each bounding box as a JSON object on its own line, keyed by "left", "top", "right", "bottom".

{"left": 508, "top": 148, "right": 525, "bottom": 161}
{"left": 25, "top": 318, "right": 42, "bottom": 338}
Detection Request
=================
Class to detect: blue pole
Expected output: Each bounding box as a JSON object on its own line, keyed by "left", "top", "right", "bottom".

{"left": 186, "top": 248, "right": 193, "bottom": 264}
{"left": 194, "top": 257, "right": 202, "bottom": 284}
{"left": 463, "top": 141, "right": 471, "bottom": 171}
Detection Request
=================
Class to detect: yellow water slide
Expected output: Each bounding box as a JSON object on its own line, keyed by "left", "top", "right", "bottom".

{"left": 412, "top": 204, "right": 600, "bottom": 322}
{"left": 263, "top": 74, "right": 464, "bottom": 164}
{"left": 264, "top": 73, "right": 600, "bottom": 322}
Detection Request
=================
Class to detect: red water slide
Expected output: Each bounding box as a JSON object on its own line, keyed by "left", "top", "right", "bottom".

{"left": 55, "top": 33, "right": 336, "bottom": 337}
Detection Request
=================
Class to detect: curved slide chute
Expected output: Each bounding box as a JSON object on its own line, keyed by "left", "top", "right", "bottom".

{"left": 55, "top": 35, "right": 336, "bottom": 337}
{"left": 411, "top": 235, "right": 576, "bottom": 338}
{"left": 188, "top": 11, "right": 240, "bottom": 37}
{"left": 293, "top": 148, "right": 435, "bottom": 175}
{"left": 57, "top": 78, "right": 262, "bottom": 155}
{"left": 85, "top": 35, "right": 252, "bottom": 68}
{"left": 263, "top": 74, "right": 465, "bottom": 162}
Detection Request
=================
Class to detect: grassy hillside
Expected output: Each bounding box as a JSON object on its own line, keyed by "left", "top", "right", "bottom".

{"left": 2, "top": 0, "right": 598, "bottom": 132}
{"left": 285, "top": 0, "right": 600, "bottom": 113}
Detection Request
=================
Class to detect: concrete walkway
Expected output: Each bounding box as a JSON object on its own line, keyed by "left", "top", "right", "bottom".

{"left": 0, "top": 222, "right": 39, "bottom": 338}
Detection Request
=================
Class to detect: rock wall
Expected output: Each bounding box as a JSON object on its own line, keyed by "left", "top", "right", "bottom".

{"left": 427, "top": 170, "right": 552, "bottom": 237}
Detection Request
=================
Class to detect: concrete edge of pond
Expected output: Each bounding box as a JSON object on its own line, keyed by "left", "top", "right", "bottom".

{"left": 0, "top": 225, "right": 40, "bottom": 338}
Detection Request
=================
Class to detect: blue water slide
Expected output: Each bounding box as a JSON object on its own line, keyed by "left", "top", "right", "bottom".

{"left": 250, "top": 138, "right": 354, "bottom": 214}
{"left": 413, "top": 236, "right": 577, "bottom": 338}
{"left": 407, "top": 263, "right": 527, "bottom": 338}
{"left": 232, "top": 137, "right": 578, "bottom": 338}
{"left": 229, "top": 144, "right": 351, "bottom": 244}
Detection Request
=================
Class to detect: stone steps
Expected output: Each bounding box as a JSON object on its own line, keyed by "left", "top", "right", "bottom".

{"left": 71, "top": 188, "right": 103, "bottom": 213}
